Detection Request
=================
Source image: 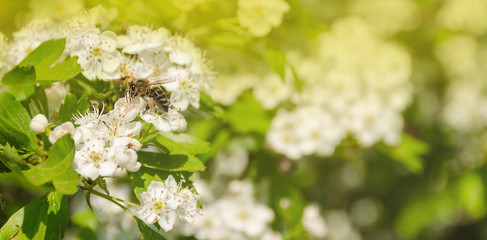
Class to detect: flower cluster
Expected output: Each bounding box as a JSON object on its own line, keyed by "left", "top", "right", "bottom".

{"left": 436, "top": 0, "right": 487, "bottom": 35}
{"left": 0, "top": 5, "right": 214, "bottom": 112}
{"left": 301, "top": 204, "right": 328, "bottom": 239}
{"left": 137, "top": 175, "right": 200, "bottom": 232}
{"left": 49, "top": 100, "right": 143, "bottom": 179}
{"left": 265, "top": 17, "right": 412, "bottom": 159}
{"left": 177, "top": 179, "right": 279, "bottom": 240}
{"left": 435, "top": 35, "right": 487, "bottom": 131}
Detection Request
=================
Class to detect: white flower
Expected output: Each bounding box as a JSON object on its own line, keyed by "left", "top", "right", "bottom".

{"left": 213, "top": 147, "right": 249, "bottom": 177}
{"left": 70, "top": 30, "right": 122, "bottom": 80}
{"left": 137, "top": 176, "right": 200, "bottom": 232}
{"left": 253, "top": 72, "right": 292, "bottom": 110}
{"left": 117, "top": 25, "right": 169, "bottom": 54}
{"left": 261, "top": 229, "right": 283, "bottom": 240}
{"left": 111, "top": 137, "right": 141, "bottom": 172}
{"left": 162, "top": 67, "right": 201, "bottom": 110}
{"left": 237, "top": 0, "right": 290, "bottom": 37}
{"left": 222, "top": 200, "right": 275, "bottom": 237}
{"left": 49, "top": 121, "right": 74, "bottom": 144}
{"left": 140, "top": 108, "right": 187, "bottom": 132}
{"left": 71, "top": 104, "right": 144, "bottom": 176}
{"left": 73, "top": 105, "right": 105, "bottom": 128}
{"left": 302, "top": 204, "right": 328, "bottom": 239}
{"left": 73, "top": 139, "right": 119, "bottom": 179}
{"left": 164, "top": 35, "right": 214, "bottom": 91}
{"left": 266, "top": 109, "right": 303, "bottom": 159}
{"left": 177, "top": 188, "right": 200, "bottom": 223}
{"left": 30, "top": 114, "right": 49, "bottom": 134}
{"left": 110, "top": 97, "right": 145, "bottom": 122}
{"left": 135, "top": 50, "right": 170, "bottom": 79}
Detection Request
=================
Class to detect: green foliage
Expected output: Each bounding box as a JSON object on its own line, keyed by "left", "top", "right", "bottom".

{"left": 138, "top": 151, "right": 205, "bottom": 172}
{"left": 1, "top": 65, "right": 36, "bottom": 85}
{"left": 137, "top": 219, "right": 167, "bottom": 240}
{"left": 1, "top": 135, "right": 79, "bottom": 194}
{"left": 266, "top": 47, "right": 287, "bottom": 81}
{"left": 155, "top": 132, "right": 211, "bottom": 155}
{"left": 227, "top": 93, "right": 271, "bottom": 134}
{"left": 58, "top": 94, "right": 90, "bottom": 123}
{"left": 381, "top": 134, "right": 429, "bottom": 174}
{"left": 0, "top": 192, "right": 69, "bottom": 240}
{"left": 129, "top": 151, "right": 203, "bottom": 200}
{"left": 0, "top": 93, "right": 39, "bottom": 153}
{"left": 4, "top": 39, "right": 81, "bottom": 83}
{"left": 28, "top": 86, "right": 50, "bottom": 118}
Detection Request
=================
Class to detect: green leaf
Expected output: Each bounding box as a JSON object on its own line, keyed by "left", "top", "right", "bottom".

{"left": 0, "top": 93, "right": 38, "bottom": 152}
{"left": 58, "top": 94, "right": 90, "bottom": 123}
{"left": 0, "top": 160, "right": 11, "bottom": 173}
{"left": 0, "top": 144, "right": 29, "bottom": 172}
{"left": 22, "top": 135, "right": 75, "bottom": 186}
{"left": 29, "top": 86, "right": 50, "bottom": 119}
{"left": 2, "top": 38, "right": 81, "bottom": 83}
{"left": 1, "top": 65, "right": 36, "bottom": 85}
{"left": 6, "top": 84, "right": 36, "bottom": 101}
{"left": 52, "top": 169, "right": 80, "bottom": 195}
{"left": 96, "top": 177, "right": 110, "bottom": 195}
{"left": 47, "top": 192, "right": 64, "bottom": 214}
{"left": 382, "top": 134, "right": 428, "bottom": 174}
{"left": 138, "top": 151, "right": 205, "bottom": 172}
{"left": 227, "top": 92, "right": 271, "bottom": 134}
{"left": 20, "top": 39, "right": 66, "bottom": 70}
{"left": 71, "top": 209, "right": 98, "bottom": 231}
{"left": 137, "top": 219, "right": 167, "bottom": 240}
{"left": 266, "top": 47, "right": 286, "bottom": 81}
{"left": 155, "top": 132, "right": 210, "bottom": 155}
{"left": 457, "top": 172, "right": 486, "bottom": 219}
{"left": 0, "top": 193, "right": 69, "bottom": 240}
{"left": 36, "top": 56, "right": 82, "bottom": 82}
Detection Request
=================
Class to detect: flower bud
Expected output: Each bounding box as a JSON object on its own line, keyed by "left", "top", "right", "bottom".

{"left": 49, "top": 122, "right": 74, "bottom": 144}
{"left": 29, "top": 114, "right": 48, "bottom": 134}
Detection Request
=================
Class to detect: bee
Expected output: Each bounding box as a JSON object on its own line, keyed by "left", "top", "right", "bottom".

{"left": 125, "top": 70, "right": 175, "bottom": 112}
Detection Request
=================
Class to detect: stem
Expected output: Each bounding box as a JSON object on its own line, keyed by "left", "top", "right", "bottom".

{"left": 87, "top": 188, "right": 139, "bottom": 217}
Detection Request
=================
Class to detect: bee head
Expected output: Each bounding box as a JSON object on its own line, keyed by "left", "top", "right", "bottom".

{"left": 129, "top": 82, "right": 137, "bottom": 97}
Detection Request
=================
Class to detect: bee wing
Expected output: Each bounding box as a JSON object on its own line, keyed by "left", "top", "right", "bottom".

{"left": 145, "top": 69, "right": 176, "bottom": 85}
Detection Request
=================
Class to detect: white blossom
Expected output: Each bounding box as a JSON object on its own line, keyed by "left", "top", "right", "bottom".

{"left": 71, "top": 104, "right": 143, "bottom": 178}
{"left": 73, "top": 139, "right": 119, "bottom": 179}
{"left": 117, "top": 25, "right": 169, "bottom": 54}
{"left": 69, "top": 30, "right": 122, "bottom": 80}
{"left": 253, "top": 72, "right": 292, "bottom": 110}
{"left": 137, "top": 176, "right": 200, "bottom": 232}
{"left": 177, "top": 179, "right": 275, "bottom": 240}
{"left": 237, "top": 0, "right": 290, "bottom": 37}
{"left": 140, "top": 108, "right": 187, "bottom": 133}
{"left": 302, "top": 204, "right": 328, "bottom": 239}
{"left": 49, "top": 121, "right": 74, "bottom": 144}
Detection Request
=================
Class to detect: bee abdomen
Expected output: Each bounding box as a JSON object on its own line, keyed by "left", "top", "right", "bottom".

{"left": 149, "top": 87, "right": 170, "bottom": 112}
